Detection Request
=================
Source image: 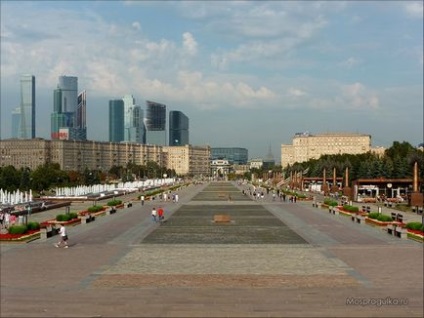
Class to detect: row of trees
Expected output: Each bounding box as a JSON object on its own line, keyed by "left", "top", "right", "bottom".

{"left": 0, "top": 141, "right": 422, "bottom": 193}
{"left": 283, "top": 141, "right": 423, "bottom": 182}
{"left": 0, "top": 161, "right": 176, "bottom": 193}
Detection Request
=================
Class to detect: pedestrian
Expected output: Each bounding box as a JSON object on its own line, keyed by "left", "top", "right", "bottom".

{"left": 55, "top": 224, "right": 69, "bottom": 248}
{"left": 151, "top": 207, "right": 157, "bottom": 222}
{"left": 140, "top": 195, "right": 145, "bottom": 206}
{"left": 175, "top": 194, "right": 179, "bottom": 203}
{"left": 157, "top": 207, "right": 164, "bottom": 224}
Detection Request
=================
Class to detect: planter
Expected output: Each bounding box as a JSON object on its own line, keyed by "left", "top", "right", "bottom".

{"left": 365, "top": 218, "right": 393, "bottom": 227}
{"left": 0, "top": 229, "right": 41, "bottom": 243}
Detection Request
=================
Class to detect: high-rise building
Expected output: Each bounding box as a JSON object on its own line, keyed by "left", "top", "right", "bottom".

{"left": 51, "top": 76, "right": 86, "bottom": 140}
{"left": 122, "top": 94, "right": 145, "bottom": 143}
{"left": 109, "top": 99, "right": 125, "bottom": 142}
{"left": 75, "top": 90, "right": 87, "bottom": 140}
{"left": 145, "top": 100, "right": 166, "bottom": 145}
{"left": 19, "top": 74, "right": 36, "bottom": 139}
{"left": 11, "top": 107, "right": 21, "bottom": 138}
{"left": 169, "top": 110, "right": 189, "bottom": 146}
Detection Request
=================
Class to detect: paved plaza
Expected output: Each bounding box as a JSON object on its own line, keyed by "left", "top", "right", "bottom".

{"left": 0, "top": 182, "right": 423, "bottom": 317}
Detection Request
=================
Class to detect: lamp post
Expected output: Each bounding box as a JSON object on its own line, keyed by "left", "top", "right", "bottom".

{"left": 27, "top": 205, "right": 32, "bottom": 224}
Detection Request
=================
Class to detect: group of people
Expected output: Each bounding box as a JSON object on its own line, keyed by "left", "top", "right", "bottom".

{"left": 0, "top": 211, "right": 16, "bottom": 229}
{"left": 151, "top": 207, "right": 165, "bottom": 224}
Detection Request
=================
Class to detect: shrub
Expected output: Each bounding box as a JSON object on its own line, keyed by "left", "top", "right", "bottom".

{"left": 324, "top": 199, "right": 338, "bottom": 207}
{"left": 87, "top": 205, "right": 104, "bottom": 212}
{"left": 27, "top": 221, "right": 40, "bottom": 230}
{"left": 406, "top": 222, "right": 424, "bottom": 232}
{"left": 69, "top": 212, "right": 78, "bottom": 219}
{"left": 56, "top": 214, "right": 66, "bottom": 221}
{"left": 107, "top": 199, "right": 122, "bottom": 207}
{"left": 367, "top": 212, "right": 380, "bottom": 220}
{"left": 343, "top": 205, "right": 359, "bottom": 212}
{"left": 377, "top": 214, "right": 393, "bottom": 222}
{"left": 8, "top": 224, "right": 28, "bottom": 235}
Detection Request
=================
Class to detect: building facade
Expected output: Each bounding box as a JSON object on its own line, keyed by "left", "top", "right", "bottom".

{"left": 162, "top": 145, "right": 210, "bottom": 176}
{"left": 19, "top": 74, "right": 36, "bottom": 139}
{"left": 75, "top": 90, "right": 87, "bottom": 140}
{"left": 169, "top": 111, "right": 189, "bottom": 146}
{"left": 145, "top": 100, "right": 166, "bottom": 145}
{"left": 281, "top": 132, "right": 372, "bottom": 168}
{"left": 1, "top": 139, "right": 209, "bottom": 177}
{"left": 211, "top": 147, "right": 248, "bottom": 164}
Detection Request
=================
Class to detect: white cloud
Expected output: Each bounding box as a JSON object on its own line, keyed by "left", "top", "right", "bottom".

{"left": 131, "top": 21, "right": 141, "bottom": 31}
{"left": 341, "top": 82, "right": 379, "bottom": 109}
{"left": 182, "top": 32, "right": 198, "bottom": 56}
{"left": 287, "top": 88, "right": 307, "bottom": 98}
{"left": 340, "top": 57, "right": 361, "bottom": 69}
{"left": 404, "top": 2, "right": 423, "bottom": 18}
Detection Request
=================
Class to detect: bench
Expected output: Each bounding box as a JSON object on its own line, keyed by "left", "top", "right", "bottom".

{"left": 395, "top": 227, "right": 407, "bottom": 239}
{"left": 126, "top": 202, "right": 133, "bottom": 208}
{"left": 386, "top": 223, "right": 397, "bottom": 235}
{"left": 391, "top": 212, "right": 397, "bottom": 221}
{"left": 81, "top": 214, "right": 95, "bottom": 224}
{"left": 40, "top": 225, "right": 59, "bottom": 241}
{"left": 107, "top": 207, "right": 117, "bottom": 215}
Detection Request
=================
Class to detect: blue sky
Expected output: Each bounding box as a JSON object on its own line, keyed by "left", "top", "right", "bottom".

{"left": 1, "top": 1, "right": 423, "bottom": 161}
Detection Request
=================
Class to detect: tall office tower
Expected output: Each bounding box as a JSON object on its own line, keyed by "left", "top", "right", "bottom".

{"left": 19, "top": 74, "right": 36, "bottom": 139}
{"left": 169, "top": 110, "right": 189, "bottom": 146}
{"left": 132, "top": 105, "right": 146, "bottom": 144}
{"left": 109, "top": 99, "right": 125, "bottom": 142}
{"left": 75, "top": 90, "right": 87, "bottom": 140}
{"left": 11, "top": 107, "right": 21, "bottom": 138}
{"left": 122, "top": 95, "right": 145, "bottom": 143}
{"left": 145, "top": 100, "right": 166, "bottom": 145}
{"left": 51, "top": 75, "right": 83, "bottom": 140}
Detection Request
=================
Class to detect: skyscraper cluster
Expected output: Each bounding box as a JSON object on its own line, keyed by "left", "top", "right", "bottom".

{"left": 51, "top": 76, "right": 87, "bottom": 140}
{"left": 11, "top": 75, "right": 189, "bottom": 147}
{"left": 109, "top": 97, "right": 189, "bottom": 146}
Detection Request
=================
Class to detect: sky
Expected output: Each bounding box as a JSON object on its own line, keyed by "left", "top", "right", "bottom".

{"left": 0, "top": 0, "right": 423, "bottom": 161}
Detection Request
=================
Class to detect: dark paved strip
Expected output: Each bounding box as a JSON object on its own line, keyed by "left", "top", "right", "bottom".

{"left": 142, "top": 204, "right": 308, "bottom": 244}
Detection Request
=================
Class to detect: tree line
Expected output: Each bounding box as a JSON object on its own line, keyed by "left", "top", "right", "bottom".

{"left": 0, "top": 161, "right": 176, "bottom": 193}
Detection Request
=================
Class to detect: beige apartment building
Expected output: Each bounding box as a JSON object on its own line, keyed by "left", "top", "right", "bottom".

{"left": 162, "top": 145, "right": 210, "bottom": 177}
{"left": 1, "top": 139, "right": 209, "bottom": 176}
{"left": 281, "top": 132, "right": 374, "bottom": 168}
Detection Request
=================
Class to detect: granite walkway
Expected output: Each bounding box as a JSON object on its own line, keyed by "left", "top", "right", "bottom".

{"left": 0, "top": 182, "right": 422, "bottom": 317}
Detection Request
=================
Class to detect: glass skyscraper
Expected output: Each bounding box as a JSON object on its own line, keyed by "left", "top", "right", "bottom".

{"left": 169, "top": 110, "right": 189, "bottom": 146}
{"left": 145, "top": 100, "right": 166, "bottom": 145}
{"left": 51, "top": 76, "right": 86, "bottom": 140}
{"left": 109, "top": 99, "right": 125, "bottom": 142}
{"left": 19, "top": 74, "right": 36, "bottom": 139}
{"left": 122, "top": 94, "right": 145, "bottom": 143}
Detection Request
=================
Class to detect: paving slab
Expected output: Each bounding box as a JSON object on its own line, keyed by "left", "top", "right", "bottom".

{"left": 0, "top": 181, "right": 422, "bottom": 317}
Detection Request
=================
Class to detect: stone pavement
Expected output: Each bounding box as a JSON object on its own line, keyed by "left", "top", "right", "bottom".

{"left": 0, "top": 182, "right": 422, "bottom": 317}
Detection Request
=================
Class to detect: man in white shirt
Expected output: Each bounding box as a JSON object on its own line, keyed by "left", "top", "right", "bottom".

{"left": 55, "top": 224, "right": 69, "bottom": 248}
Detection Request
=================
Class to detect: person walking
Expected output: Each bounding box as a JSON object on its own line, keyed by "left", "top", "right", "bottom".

{"left": 157, "top": 207, "right": 164, "bottom": 224}
{"left": 55, "top": 224, "right": 69, "bottom": 248}
{"left": 151, "top": 207, "right": 157, "bottom": 222}
{"left": 140, "top": 195, "right": 145, "bottom": 206}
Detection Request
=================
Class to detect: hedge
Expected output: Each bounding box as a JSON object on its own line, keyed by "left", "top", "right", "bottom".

{"left": 406, "top": 222, "right": 424, "bottom": 232}
{"left": 27, "top": 221, "right": 40, "bottom": 230}
{"left": 8, "top": 224, "right": 28, "bottom": 235}
{"left": 107, "top": 199, "right": 122, "bottom": 207}
{"left": 343, "top": 205, "right": 359, "bottom": 212}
